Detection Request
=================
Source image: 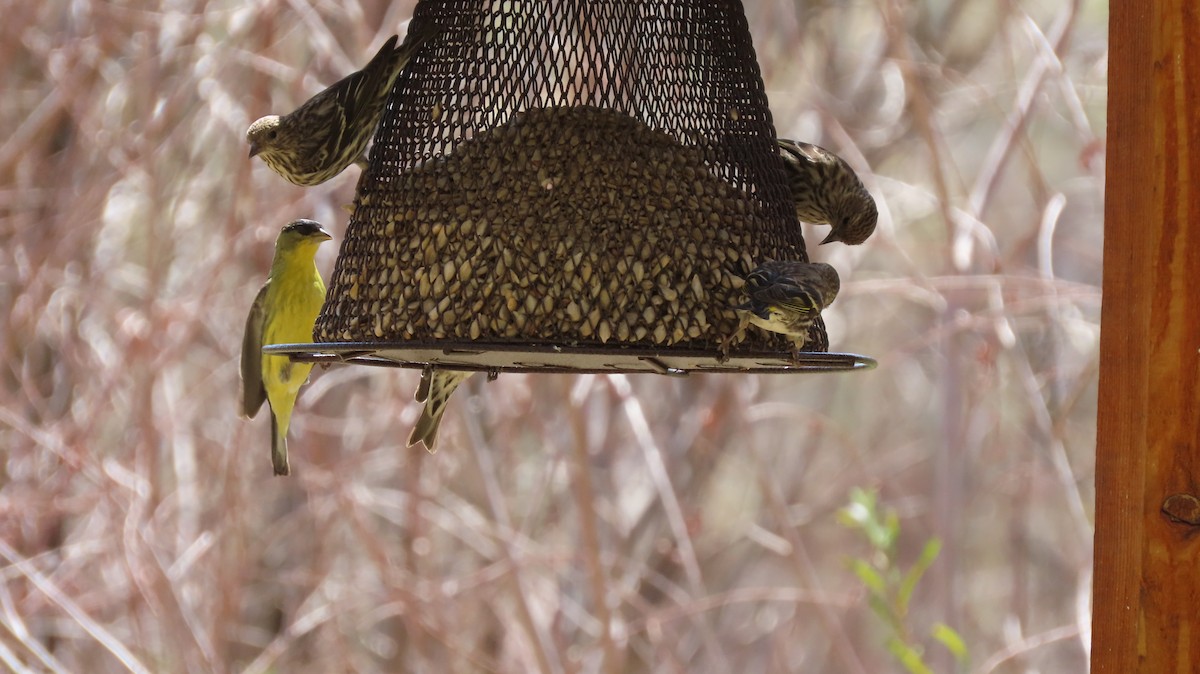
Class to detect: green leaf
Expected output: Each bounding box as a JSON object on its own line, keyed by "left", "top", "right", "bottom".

{"left": 837, "top": 503, "right": 869, "bottom": 529}
{"left": 931, "top": 622, "right": 969, "bottom": 663}
{"left": 848, "top": 558, "right": 887, "bottom": 596}
{"left": 865, "top": 518, "right": 892, "bottom": 552}
{"left": 884, "top": 510, "right": 901, "bottom": 549}
{"left": 838, "top": 488, "right": 875, "bottom": 529}
{"left": 886, "top": 637, "right": 933, "bottom": 674}
{"left": 851, "top": 486, "right": 875, "bottom": 509}
{"left": 897, "top": 538, "right": 941, "bottom": 615}
{"left": 867, "top": 595, "right": 898, "bottom": 628}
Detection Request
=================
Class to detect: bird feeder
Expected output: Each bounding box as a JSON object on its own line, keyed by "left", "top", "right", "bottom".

{"left": 269, "top": 0, "right": 875, "bottom": 376}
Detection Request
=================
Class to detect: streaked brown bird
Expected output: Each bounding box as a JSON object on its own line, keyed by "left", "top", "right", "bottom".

{"left": 247, "top": 24, "right": 438, "bottom": 186}
{"left": 777, "top": 139, "right": 877, "bottom": 245}
{"left": 407, "top": 368, "right": 473, "bottom": 452}
{"left": 722, "top": 260, "right": 841, "bottom": 358}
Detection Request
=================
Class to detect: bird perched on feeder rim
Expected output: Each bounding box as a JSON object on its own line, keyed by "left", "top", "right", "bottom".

{"left": 407, "top": 367, "right": 473, "bottom": 452}
{"left": 241, "top": 219, "right": 332, "bottom": 475}
{"left": 246, "top": 23, "right": 438, "bottom": 186}
{"left": 777, "top": 139, "right": 877, "bottom": 246}
{"left": 721, "top": 260, "right": 841, "bottom": 359}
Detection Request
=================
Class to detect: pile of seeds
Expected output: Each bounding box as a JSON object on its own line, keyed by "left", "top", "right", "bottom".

{"left": 315, "top": 106, "right": 822, "bottom": 352}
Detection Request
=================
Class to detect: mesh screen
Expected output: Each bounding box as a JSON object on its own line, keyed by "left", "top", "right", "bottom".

{"left": 315, "top": 0, "right": 827, "bottom": 354}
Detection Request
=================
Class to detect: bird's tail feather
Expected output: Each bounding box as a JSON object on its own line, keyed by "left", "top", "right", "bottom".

{"left": 408, "top": 371, "right": 471, "bottom": 453}
{"left": 271, "top": 414, "right": 290, "bottom": 476}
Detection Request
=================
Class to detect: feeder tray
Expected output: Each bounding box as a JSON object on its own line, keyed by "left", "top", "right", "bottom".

{"left": 267, "top": 342, "right": 876, "bottom": 376}
{"left": 302, "top": 0, "right": 874, "bottom": 374}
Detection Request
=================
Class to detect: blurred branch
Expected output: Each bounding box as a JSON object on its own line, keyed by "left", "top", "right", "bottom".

{"left": 0, "top": 581, "right": 71, "bottom": 673}
{"left": 607, "top": 373, "right": 733, "bottom": 671}
{"left": 751, "top": 440, "right": 870, "bottom": 674}
{"left": 974, "top": 624, "right": 1079, "bottom": 674}
{"left": 465, "top": 409, "right": 563, "bottom": 674}
{"left": 966, "top": 2, "right": 1082, "bottom": 220}
{"left": 0, "top": 539, "right": 153, "bottom": 674}
{"left": 567, "top": 376, "right": 622, "bottom": 674}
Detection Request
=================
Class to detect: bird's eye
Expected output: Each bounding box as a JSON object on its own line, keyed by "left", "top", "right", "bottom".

{"left": 267, "top": 130, "right": 278, "bottom": 140}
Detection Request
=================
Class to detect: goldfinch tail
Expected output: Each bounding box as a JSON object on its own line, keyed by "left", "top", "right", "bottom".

{"left": 271, "top": 413, "right": 290, "bottom": 476}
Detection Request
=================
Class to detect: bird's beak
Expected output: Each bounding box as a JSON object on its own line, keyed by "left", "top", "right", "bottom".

{"left": 820, "top": 231, "right": 839, "bottom": 245}
{"left": 317, "top": 226, "right": 333, "bottom": 241}
{"left": 248, "top": 143, "right": 261, "bottom": 159}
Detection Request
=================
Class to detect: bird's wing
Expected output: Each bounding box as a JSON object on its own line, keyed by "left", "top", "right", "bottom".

{"left": 280, "top": 35, "right": 398, "bottom": 170}
{"left": 306, "top": 26, "right": 440, "bottom": 171}
{"left": 240, "top": 283, "right": 270, "bottom": 419}
{"left": 750, "top": 281, "right": 822, "bottom": 316}
{"left": 337, "top": 24, "right": 438, "bottom": 127}
{"left": 415, "top": 365, "right": 432, "bottom": 402}
{"left": 290, "top": 91, "right": 343, "bottom": 167}
{"left": 333, "top": 35, "right": 400, "bottom": 131}
{"left": 782, "top": 139, "right": 830, "bottom": 164}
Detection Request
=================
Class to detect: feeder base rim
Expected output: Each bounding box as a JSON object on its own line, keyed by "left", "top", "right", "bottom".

{"left": 264, "top": 341, "right": 876, "bottom": 375}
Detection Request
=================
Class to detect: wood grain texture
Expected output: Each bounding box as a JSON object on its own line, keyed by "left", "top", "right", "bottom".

{"left": 1093, "top": 1, "right": 1200, "bottom": 671}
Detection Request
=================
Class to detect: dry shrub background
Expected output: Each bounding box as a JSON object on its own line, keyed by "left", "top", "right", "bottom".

{"left": 0, "top": 0, "right": 1105, "bottom": 672}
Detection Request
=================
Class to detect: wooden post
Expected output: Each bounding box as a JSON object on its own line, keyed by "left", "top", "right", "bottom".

{"left": 1093, "top": 0, "right": 1200, "bottom": 671}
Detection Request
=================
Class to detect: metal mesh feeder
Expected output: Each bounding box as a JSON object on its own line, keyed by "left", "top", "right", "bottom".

{"left": 279, "top": 0, "right": 876, "bottom": 375}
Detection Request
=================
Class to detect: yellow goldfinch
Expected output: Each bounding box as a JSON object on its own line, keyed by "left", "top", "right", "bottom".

{"left": 241, "top": 220, "right": 332, "bottom": 475}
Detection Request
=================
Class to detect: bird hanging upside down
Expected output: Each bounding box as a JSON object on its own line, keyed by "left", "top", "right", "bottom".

{"left": 407, "top": 367, "right": 473, "bottom": 453}
{"left": 777, "top": 139, "right": 878, "bottom": 246}
{"left": 246, "top": 23, "right": 439, "bottom": 186}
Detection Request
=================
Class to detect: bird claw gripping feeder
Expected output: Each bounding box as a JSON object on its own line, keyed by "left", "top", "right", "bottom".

{"left": 268, "top": 0, "right": 875, "bottom": 376}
